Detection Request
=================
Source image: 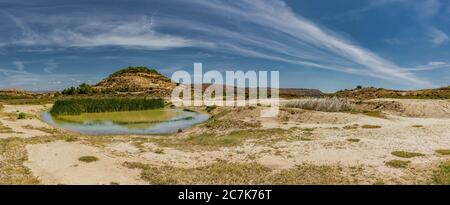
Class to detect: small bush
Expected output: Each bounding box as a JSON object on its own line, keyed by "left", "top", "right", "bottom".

{"left": 78, "top": 156, "right": 99, "bottom": 163}
{"left": 391, "top": 151, "right": 425, "bottom": 158}
{"left": 385, "top": 160, "right": 410, "bottom": 168}
{"left": 17, "top": 112, "right": 27, "bottom": 119}
{"left": 285, "top": 97, "right": 352, "bottom": 112}
{"left": 205, "top": 105, "right": 217, "bottom": 113}
{"left": 347, "top": 138, "right": 360, "bottom": 142}
{"left": 361, "top": 125, "right": 382, "bottom": 129}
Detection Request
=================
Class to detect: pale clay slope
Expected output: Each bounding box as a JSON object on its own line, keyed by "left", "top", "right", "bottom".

{"left": 25, "top": 141, "right": 145, "bottom": 185}
{"left": 1, "top": 98, "right": 449, "bottom": 184}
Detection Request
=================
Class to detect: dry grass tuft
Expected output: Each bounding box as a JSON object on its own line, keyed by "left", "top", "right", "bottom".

{"left": 435, "top": 149, "right": 450, "bottom": 155}
{"left": 391, "top": 151, "right": 425, "bottom": 158}
{"left": 433, "top": 160, "right": 450, "bottom": 184}
{"left": 124, "top": 161, "right": 356, "bottom": 185}
{"left": 385, "top": 160, "right": 410, "bottom": 168}
{"left": 78, "top": 156, "right": 99, "bottom": 163}
{"left": 361, "top": 125, "right": 382, "bottom": 129}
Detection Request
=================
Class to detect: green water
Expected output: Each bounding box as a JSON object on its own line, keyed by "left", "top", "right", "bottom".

{"left": 41, "top": 109, "right": 209, "bottom": 135}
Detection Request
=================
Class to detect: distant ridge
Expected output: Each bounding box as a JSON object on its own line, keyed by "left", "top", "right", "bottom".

{"left": 334, "top": 86, "right": 450, "bottom": 99}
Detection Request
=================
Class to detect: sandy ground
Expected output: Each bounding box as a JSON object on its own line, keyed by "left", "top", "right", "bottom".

{"left": 0, "top": 104, "right": 53, "bottom": 139}
{"left": 2, "top": 99, "right": 450, "bottom": 184}
{"left": 25, "top": 141, "right": 145, "bottom": 185}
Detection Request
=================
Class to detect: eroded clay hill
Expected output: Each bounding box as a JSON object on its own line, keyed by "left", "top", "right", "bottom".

{"left": 94, "top": 67, "right": 176, "bottom": 97}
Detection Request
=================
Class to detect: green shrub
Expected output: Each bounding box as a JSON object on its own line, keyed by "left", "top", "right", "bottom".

{"left": 205, "top": 105, "right": 217, "bottom": 113}
{"left": 17, "top": 112, "right": 27, "bottom": 119}
{"left": 391, "top": 151, "right": 425, "bottom": 158}
{"left": 78, "top": 156, "right": 99, "bottom": 163}
{"left": 50, "top": 98, "right": 164, "bottom": 116}
{"left": 109, "top": 66, "right": 159, "bottom": 78}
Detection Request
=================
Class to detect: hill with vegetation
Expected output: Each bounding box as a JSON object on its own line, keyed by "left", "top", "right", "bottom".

{"left": 334, "top": 86, "right": 450, "bottom": 100}
{"left": 61, "top": 66, "right": 176, "bottom": 97}
{"left": 94, "top": 66, "right": 176, "bottom": 96}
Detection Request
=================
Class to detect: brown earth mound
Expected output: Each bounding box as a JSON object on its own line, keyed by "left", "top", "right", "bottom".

{"left": 93, "top": 66, "right": 176, "bottom": 97}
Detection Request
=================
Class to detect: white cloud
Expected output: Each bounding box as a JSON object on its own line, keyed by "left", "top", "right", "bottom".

{"left": 5, "top": 15, "right": 195, "bottom": 50}
{"left": 13, "top": 60, "right": 25, "bottom": 70}
{"left": 404, "top": 61, "right": 450, "bottom": 71}
{"left": 43, "top": 58, "right": 58, "bottom": 73}
{"left": 359, "top": 0, "right": 441, "bottom": 18}
{"left": 0, "top": 68, "right": 83, "bottom": 91}
{"left": 0, "top": 0, "right": 437, "bottom": 87}
{"left": 422, "top": 0, "right": 442, "bottom": 17}
{"left": 430, "top": 27, "right": 449, "bottom": 46}
{"left": 177, "top": 0, "right": 431, "bottom": 86}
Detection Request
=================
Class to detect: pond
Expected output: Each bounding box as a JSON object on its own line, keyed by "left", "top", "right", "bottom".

{"left": 41, "top": 109, "right": 209, "bottom": 135}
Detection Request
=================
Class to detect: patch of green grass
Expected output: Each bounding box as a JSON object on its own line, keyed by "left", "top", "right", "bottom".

{"left": 361, "top": 111, "right": 386, "bottom": 118}
{"left": 65, "top": 137, "right": 78, "bottom": 142}
{"left": 50, "top": 98, "right": 164, "bottom": 116}
{"left": 435, "top": 149, "right": 450, "bottom": 155}
{"left": 78, "top": 156, "right": 99, "bottom": 163}
{"left": 433, "top": 161, "right": 450, "bottom": 184}
{"left": 361, "top": 125, "right": 382, "bottom": 129}
{"left": 385, "top": 160, "right": 410, "bottom": 168}
{"left": 201, "top": 119, "right": 260, "bottom": 130}
{"left": 391, "top": 151, "right": 425, "bottom": 158}
{"left": 300, "top": 137, "right": 313, "bottom": 141}
{"left": 347, "top": 138, "right": 360, "bottom": 142}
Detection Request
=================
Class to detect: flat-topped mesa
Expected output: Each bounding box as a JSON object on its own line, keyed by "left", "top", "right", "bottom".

{"left": 93, "top": 66, "right": 176, "bottom": 97}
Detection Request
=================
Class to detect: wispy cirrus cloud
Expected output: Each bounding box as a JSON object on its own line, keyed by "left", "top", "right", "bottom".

{"left": 429, "top": 27, "right": 449, "bottom": 46}
{"left": 0, "top": 67, "right": 84, "bottom": 91}
{"left": 404, "top": 61, "right": 450, "bottom": 71}
{"left": 2, "top": 14, "right": 196, "bottom": 50}
{"left": 358, "top": 0, "right": 442, "bottom": 18}
{"left": 164, "top": 0, "right": 432, "bottom": 86}
{"left": 0, "top": 0, "right": 441, "bottom": 88}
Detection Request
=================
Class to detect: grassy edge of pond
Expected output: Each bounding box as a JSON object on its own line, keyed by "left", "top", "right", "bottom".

{"left": 50, "top": 98, "right": 164, "bottom": 116}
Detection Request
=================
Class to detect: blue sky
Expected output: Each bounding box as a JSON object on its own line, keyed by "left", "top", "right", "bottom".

{"left": 0, "top": 0, "right": 449, "bottom": 92}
